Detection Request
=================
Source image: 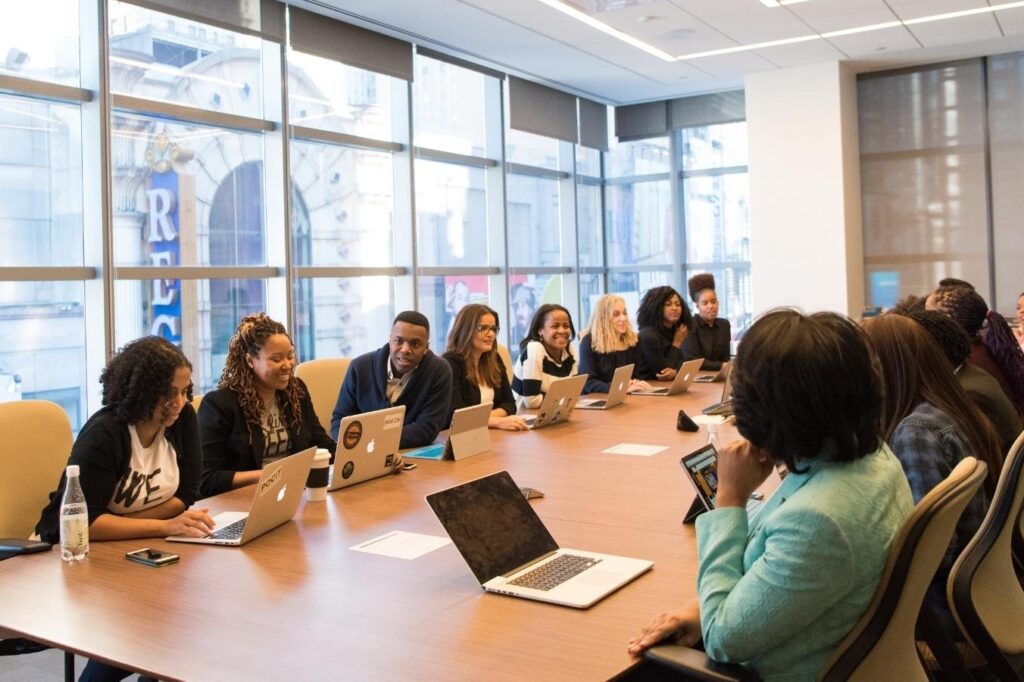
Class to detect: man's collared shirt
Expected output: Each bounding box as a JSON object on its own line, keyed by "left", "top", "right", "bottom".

{"left": 386, "top": 356, "right": 416, "bottom": 404}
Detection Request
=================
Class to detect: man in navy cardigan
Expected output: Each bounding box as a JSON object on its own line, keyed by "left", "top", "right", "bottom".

{"left": 331, "top": 311, "right": 453, "bottom": 449}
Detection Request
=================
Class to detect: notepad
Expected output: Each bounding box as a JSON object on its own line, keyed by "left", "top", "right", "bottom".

{"left": 350, "top": 531, "right": 451, "bottom": 559}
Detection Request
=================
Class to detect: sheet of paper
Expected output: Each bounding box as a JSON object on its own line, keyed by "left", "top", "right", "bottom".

{"left": 601, "top": 443, "right": 668, "bottom": 457}
{"left": 350, "top": 531, "right": 451, "bottom": 560}
{"left": 691, "top": 415, "right": 729, "bottom": 426}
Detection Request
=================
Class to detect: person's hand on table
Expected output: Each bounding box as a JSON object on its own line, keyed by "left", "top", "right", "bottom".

{"left": 164, "top": 508, "right": 214, "bottom": 537}
{"left": 491, "top": 415, "right": 530, "bottom": 431}
{"left": 628, "top": 598, "right": 702, "bottom": 656}
{"left": 627, "top": 379, "right": 652, "bottom": 393}
{"left": 655, "top": 367, "right": 677, "bottom": 381}
{"left": 715, "top": 439, "right": 774, "bottom": 508}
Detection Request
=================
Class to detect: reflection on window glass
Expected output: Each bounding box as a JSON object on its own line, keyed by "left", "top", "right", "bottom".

{"left": 288, "top": 51, "right": 396, "bottom": 140}
{"left": 681, "top": 122, "right": 748, "bottom": 170}
{"left": 506, "top": 174, "right": 560, "bottom": 267}
{"left": 505, "top": 127, "right": 559, "bottom": 169}
{"left": 114, "top": 278, "right": 266, "bottom": 396}
{"left": 507, "top": 274, "right": 562, "bottom": 359}
{"left": 576, "top": 145, "right": 601, "bottom": 177}
{"left": 0, "top": 281, "right": 86, "bottom": 432}
{"left": 578, "top": 274, "right": 605, "bottom": 329}
{"left": 608, "top": 271, "right": 670, "bottom": 318}
{"left": 413, "top": 55, "right": 488, "bottom": 156}
{"left": 111, "top": 112, "right": 266, "bottom": 267}
{"left": 576, "top": 181, "right": 602, "bottom": 268}
{"left": 0, "top": 95, "right": 83, "bottom": 266}
{"left": 294, "top": 277, "right": 394, "bottom": 360}
{"left": 606, "top": 137, "right": 670, "bottom": 177}
{"left": 684, "top": 267, "right": 752, "bottom": 338}
{"left": 418, "top": 276, "right": 490, "bottom": 352}
{"left": 415, "top": 159, "right": 487, "bottom": 267}
{"left": 108, "top": 1, "right": 264, "bottom": 118}
{"left": 0, "top": 1, "right": 80, "bottom": 86}
{"left": 605, "top": 181, "right": 672, "bottom": 266}
{"left": 683, "top": 174, "right": 750, "bottom": 264}
{"left": 290, "top": 141, "right": 394, "bottom": 266}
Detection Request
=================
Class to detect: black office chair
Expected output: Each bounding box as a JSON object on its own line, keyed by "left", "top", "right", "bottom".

{"left": 948, "top": 431, "right": 1024, "bottom": 681}
{"left": 644, "top": 458, "right": 988, "bottom": 682}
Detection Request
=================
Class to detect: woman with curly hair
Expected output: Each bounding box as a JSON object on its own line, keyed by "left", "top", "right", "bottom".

{"left": 635, "top": 285, "right": 692, "bottom": 381}
{"left": 198, "top": 313, "right": 335, "bottom": 498}
{"left": 444, "top": 303, "right": 528, "bottom": 431}
{"left": 682, "top": 273, "right": 731, "bottom": 371}
{"left": 35, "top": 336, "right": 212, "bottom": 543}
{"left": 579, "top": 294, "right": 651, "bottom": 394}
{"left": 927, "top": 285, "right": 1024, "bottom": 418}
{"left": 512, "top": 303, "right": 578, "bottom": 409}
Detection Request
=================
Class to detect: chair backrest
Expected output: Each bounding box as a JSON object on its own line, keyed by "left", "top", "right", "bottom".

{"left": 947, "top": 431, "right": 1024, "bottom": 680}
{"left": 294, "top": 358, "right": 351, "bottom": 431}
{"left": 0, "top": 400, "right": 73, "bottom": 538}
{"left": 191, "top": 394, "right": 203, "bottom": 414}
{"left": 818, "top": 457, "right": 988, "bottom": 682}
{"left": 496, "top": 343, "right": 514, "bottom": 383}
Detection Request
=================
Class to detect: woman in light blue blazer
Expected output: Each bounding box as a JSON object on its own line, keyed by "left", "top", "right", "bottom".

{"left": 628, "top": 310, "right": 914, "bottom": 681}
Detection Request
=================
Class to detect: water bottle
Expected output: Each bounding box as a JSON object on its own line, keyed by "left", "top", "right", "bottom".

{"left": 706, "top": 422, "right": 721, "bottom": 449}
{"left": 60, "top": 464, "right": 89, "bottom": 562}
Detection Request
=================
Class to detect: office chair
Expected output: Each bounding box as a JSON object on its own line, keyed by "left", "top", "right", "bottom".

{"left": 294, "top": 357, "right": 351, "bottom": 431}
{"left": 191, "top": 393, "right": 203, "bottom": 414}
{"left": 645, "top": 457, "right": 988, "bottom": 682}
{"left": 0, "top": 400, "right": 75, "bottom": 680}
{"left": 948, "top": 431, "right": 1024, "bottom": 681}
{"left": 496, "top": 343, "right": 514, "bottom": 383}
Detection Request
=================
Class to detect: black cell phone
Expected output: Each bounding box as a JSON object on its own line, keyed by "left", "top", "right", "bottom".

{"left": 677, "top": 409, "right": 700, "bottom": 432}
{"left": 125, "top": 548, "right": 179, "bottom": 567}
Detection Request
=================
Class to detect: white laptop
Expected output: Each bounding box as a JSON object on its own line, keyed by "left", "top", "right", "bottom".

{"left": 576, "top": 364, "right": 633, "bottom": 410}
{"left": 426, "top": 471, "right": 653, "bottom": 609}
{"left": 679, "top": 443, "right": 763, "bottom": 523}
{"left": 633, "top": 358, "right": 704, "bottom": 396}
{"left": 701, "top": 364, "right": 735, "bottom": 417}
{"left": 694, "top": 361, "right": 731, "bottom": 383}
{"left": 330, "top": 405, "right": 405, "bottom": 490}
{"left": 520, "top": 374, "right": 588, "bottom": 429}
{"left": 167, "top": 447, "right": 315, "bottom": 546}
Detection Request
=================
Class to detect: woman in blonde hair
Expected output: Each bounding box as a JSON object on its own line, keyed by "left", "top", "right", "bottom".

{"left": 444, "top": 303, "right": 529, "bottom": 431}
{"left": 579, "top": 294, "right": 651, "bottom": 395}
{"left": 198, "top": 312, "right": 335, "bottom": 498}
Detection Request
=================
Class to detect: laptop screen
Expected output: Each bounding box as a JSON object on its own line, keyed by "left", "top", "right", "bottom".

{"left": 426, "top": 471, "right": 559, "bottom": 583}
{"left": 680, "top": 444, "right": 719, "bottom": 508}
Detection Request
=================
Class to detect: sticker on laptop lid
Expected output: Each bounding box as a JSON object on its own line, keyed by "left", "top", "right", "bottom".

{"left": 382, "top": 413, "right": 403, "bottom": 430}
{"left": 259, "top": 467, "right": 283, "bottom": 496}
{"left": 342, "top": 421, "right": 362, "bottom": 449}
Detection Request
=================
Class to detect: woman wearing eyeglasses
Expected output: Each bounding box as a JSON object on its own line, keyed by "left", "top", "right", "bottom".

{"left": 444, "top": 304, "right": 529, "bottom": 431}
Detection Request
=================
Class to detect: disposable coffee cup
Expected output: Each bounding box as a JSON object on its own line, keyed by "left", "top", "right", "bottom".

{"left": 306, "top": 448, "right": 331, "bottom": 502}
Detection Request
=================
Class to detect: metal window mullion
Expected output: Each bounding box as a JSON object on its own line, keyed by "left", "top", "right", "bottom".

{"left": 413, "top": 146, "right": 497, "bottom": 168}
{"left": 508, "top": 266, "right": 572, "bottom": 275}
{"left": 0, "top": 267, "right": 97, "bottom": 281}
{"left": 0, "top": 74, "right": 92, "bottom": 104}
{"left": 404, "top": 78, "right": 419, "bottom": 312}
{"left": 604, "top": 172, "right": 670, "bottom": 186}
{"left": 505, "top": 162, "right": 569, "bottom": 180}
{"left": 981, "top": 56, "right": 997, "bottom": 310}
{"left": 112, "top": 94, "right": 276, "bottom": 133}
{"left": 681, "top": 165, "right": 748, "bottom": 179}
{"left": 290, "top": 125, "right": 404, "bottom": 153}
{"left": 113, "top": 266, "right": 281, "bottom": 279}
{"left": 672, "top": 128, "right": 686, "bottom": 294}
{"left": 606, "top": 265, "right": 674, "bottom": 274}
{"left": 416, "top": 267, "right": 501, "bottom": 277}
{"left": 294, "top": 267, "right": 408, "bottom": 278}
{"left": 276, "top": 38, "right": 294, "bottom": 333}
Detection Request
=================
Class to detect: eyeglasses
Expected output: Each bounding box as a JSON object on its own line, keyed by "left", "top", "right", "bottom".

{"left": 475, "top": 324, "right": 500, "bottom": 335}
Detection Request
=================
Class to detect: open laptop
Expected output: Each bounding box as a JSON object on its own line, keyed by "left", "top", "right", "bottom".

{"left": 167, "top": 446, "right": 315, "bottom": 546}
{"left": 426, "top": 471, "right": 653, "bottom": 608}
{"left": 576, "top": 364, "right": 633, "bottom": 410}
{"left": 694, "top": 361, "right": 731, "bottom": 383}
{"left": 330, "top": 405, "right": 405, "bottom": 490}
{"left": 633, "top": 358, "right": 704, "bottom": 396}
{"left": 520, "top": 374, "right": 587, "bottom": 429}
{"left": 701, "top": 364, "right": 734, "bottom": 416}
{"left": 679, "top": 443, "right": 763, "bottom": 523}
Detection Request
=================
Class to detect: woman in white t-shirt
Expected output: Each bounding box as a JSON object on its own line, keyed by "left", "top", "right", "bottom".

{"left": 36, "top": 336, "right": 212, "bottom": 543}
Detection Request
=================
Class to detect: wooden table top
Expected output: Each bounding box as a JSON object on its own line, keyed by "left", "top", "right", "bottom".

{"left": 0, "top": 381, "right": 740, "bottom": 681}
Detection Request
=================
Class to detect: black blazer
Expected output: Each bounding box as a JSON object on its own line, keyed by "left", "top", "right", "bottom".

{"left": 443, "top": 351, "right": 516, "bottom": 427}
{"left": 636, "top": 325, "right": 684, "bottom": 378}
{"left": 198, "top": 379, "right": 336, "bottom": 499}
{"left": 681, "top": 316, "right": 732, "bottom": 371}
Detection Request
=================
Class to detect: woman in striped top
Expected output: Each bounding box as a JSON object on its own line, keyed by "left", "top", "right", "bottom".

{"left": 512, "top": 303, "right": 578, "bottom": 409}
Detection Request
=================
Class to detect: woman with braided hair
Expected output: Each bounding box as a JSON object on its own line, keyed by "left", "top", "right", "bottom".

{"left": 927, "top": 285, "right": 1024, "bottom": 418}
{"left": 198, "top": 313, "right": 335, "bottom": 498}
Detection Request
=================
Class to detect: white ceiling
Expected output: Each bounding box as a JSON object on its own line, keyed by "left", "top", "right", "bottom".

{"left": 298, "top": 0, "right": 1024, "bottom": 104}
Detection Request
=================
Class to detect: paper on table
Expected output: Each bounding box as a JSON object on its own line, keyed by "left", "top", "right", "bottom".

{"left": 601, "top": 443, "right": 668, "bottom": 457}
{"left": 350, "top": 531, "right": 451, "bottom": 559}
{"left": 691, "top": 415, "right": 729, "bottom": 426}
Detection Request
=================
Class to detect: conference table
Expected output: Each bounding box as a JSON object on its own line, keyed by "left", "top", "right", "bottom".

{"left": 0, "top": 380, "right": 746, "bottom": 681}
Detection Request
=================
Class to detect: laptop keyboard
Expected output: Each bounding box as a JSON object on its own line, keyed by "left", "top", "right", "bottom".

{"left": 209, "top": 517, "right": 247, "bottom": 540}
{"left": 508, "top": 554, "right": 602, "bottom": 591}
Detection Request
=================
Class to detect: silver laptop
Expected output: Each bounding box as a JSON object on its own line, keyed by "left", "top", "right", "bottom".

{"left": 680, "top": 443, "right": 763, "bottom": 523}
{"left": 426, "top": 471, "right": 653, "bottom": 609}
{"left": 576, "top": 364, "right": 633, "bottom": 410}
{"left": 330, "top": 405, "right": 405, "bottom": 490}
{"left": 520, "top": 374, "right": 588, "bottom": 429}
{"left": 694, "top": 361, "right": 731, "bottom": 383}
{"left": 167, "top": 447, "right": 315, "bottom": 546}
{"left": 633, "top": 358, "right": 704, "bottom": 396}
{"left": 445, "top": 402, "right": 492, "bottom": 460}
{"left": 702, "top": 364, "right": 735, "bottom": 416}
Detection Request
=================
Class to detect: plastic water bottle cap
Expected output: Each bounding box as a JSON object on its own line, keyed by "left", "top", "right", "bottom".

{"left": 66, "top": 464, "right": 80, "bottom": 476}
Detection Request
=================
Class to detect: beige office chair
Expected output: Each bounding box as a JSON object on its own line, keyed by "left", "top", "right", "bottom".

{"left": 645, "top": 457, "right": 989, "bottom": 682}
{"left": 947, "top": 432, "right": 1024, "bottom": 681}
{"left": 294, "top": 358, "right": 351, "bottom": 432}
{"left": 190, "top": 393, "right": 203, "bottom": 414}
{"left": 496, "top": 343, "right": 514, "bottom": 383}
{"left": 0, "top": 400, "right": 75, "bottom": 679}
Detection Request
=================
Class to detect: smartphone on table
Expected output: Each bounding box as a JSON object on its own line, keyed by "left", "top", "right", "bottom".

{"left": 125, "top": 547, "right": 179, "bottom": 567}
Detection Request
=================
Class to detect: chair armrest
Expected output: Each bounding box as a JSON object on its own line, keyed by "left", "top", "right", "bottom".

{"left": 645, "top": 645, "right": 761, "bottom": 681}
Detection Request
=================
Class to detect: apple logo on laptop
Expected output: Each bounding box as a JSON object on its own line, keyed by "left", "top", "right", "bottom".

{"left": 617, "top": 381, "right": 625, "bottom": 391}
{"left": 277, "top": 485, "right": 287, "bottom": 502}
{"left": 684, "top": 373, "right": 691, "bottom": 381}
{"left": 558, "top": 397, "right": 566, "bottom": 406}
{"left": 367, "top": 438, "right": 376, "bottom": 454}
